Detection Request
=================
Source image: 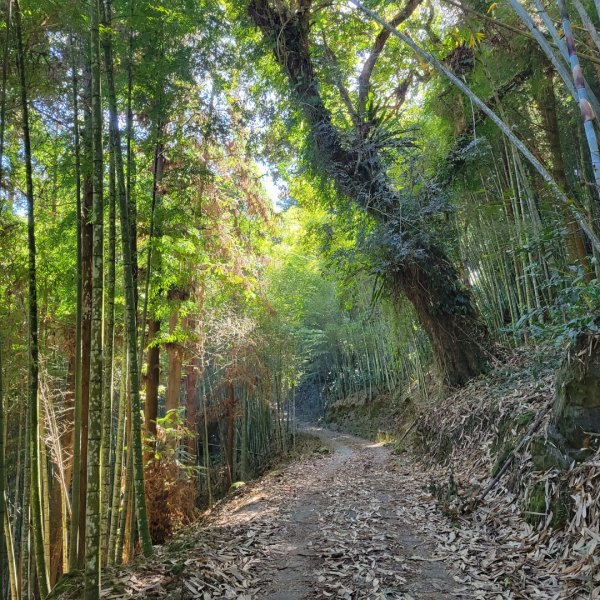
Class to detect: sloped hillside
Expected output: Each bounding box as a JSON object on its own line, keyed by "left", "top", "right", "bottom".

{"left": 327, "top": 348, "right": 600, "bottom": 597}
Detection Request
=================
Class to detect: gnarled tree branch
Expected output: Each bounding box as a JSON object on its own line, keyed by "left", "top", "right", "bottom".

{"left": 320, "top": 31, "right": 360, "bottom": 127}
{"left": 247, "top": 0, "right": 491, "bottom": 386}
{"left": 356, "top": 0, "right": 423, "bottom": 118}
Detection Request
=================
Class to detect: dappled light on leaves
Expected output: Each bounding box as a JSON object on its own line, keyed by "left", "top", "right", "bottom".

{"left": 1, "top": 0, "right": 600, "bottom": 598}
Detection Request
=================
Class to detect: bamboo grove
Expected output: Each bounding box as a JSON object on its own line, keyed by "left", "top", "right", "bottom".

{"left": 0, "top": 0, "right": 298, "bottom": 597}
{"left": 2, "top": 0, "right": 600, "bottom": 598}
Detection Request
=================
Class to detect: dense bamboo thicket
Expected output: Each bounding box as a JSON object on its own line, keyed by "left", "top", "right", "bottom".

{"left": 1, "top": 0, "right": 600, "bottom": 597}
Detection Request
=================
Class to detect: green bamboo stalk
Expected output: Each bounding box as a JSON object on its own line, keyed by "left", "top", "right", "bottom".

{"left": 2, "top": 408, "right": 18, "bottom": 598}
{"left": 137, "top": 123, "right": 164, "bottom": 397}
{"left": 349, "top": 0, "right": 600, "bottom": 254}
{"left": 101, "top": 129, "right": 117, "bottom": 567}
{"left": 107, "top": 346, "right": 127, "bottom": 565}
{"left": 508, "top": 0, "right": 577, "bottom": 95}
{"left": 577, "top": 131, "right": 600, "bottom": 280}
{"left": 115, "top": 420, "right": 131, "bottom": 565}
{"left": 240, "top": 389, "right": 248, "bottom": 481}
{"left": 14, "top": 405, "right": 26, "bottom": 600}
{"left": 0, "top": 0, "right": 11, "bottom": 214}
{"left": 0, "top": 345, "right": 4, "bottom": 599}
{"left": 200, "top": 375, "right": 212, "bottom": 507}
{"left": 572, "top": 0, "right": 600, "bottom": 55}
{"left": 39, "top": 410, "right": 50, "bottom": 577}
{"left": 115, "top": 401, "right": 132, "bottom": 566}
{"left": 0, "top": 3, "right": 9, "bottom": 592}
{"left": 590, "top": 0, "right": 600, "bottom": 26}
{"left": 125, "top": 468, "right": 136, "bottom": 562}
{"left": 4, "top": 507, "right": 18, "bottom": 600}
{"left": 69, "top": 32, "right": 84, "bottom": 574}
{"left": 125, "top": 0, "right": 137, "bottom": 309}
{"left": 84, "top": 0, "right": 104, "bottom": 594}
{"left": 511, "top": 152, "right": 538, "bottom": 312}
{"left": 15, "top": 0, "right": 49, "bottom": 593}
{"left": 19, "top": 411, "right": 29, "bottom": 600}
{"left": 557, "top": 0, "right": 600, "bottom": 191}
{"left": 100, "top": 0, "right": 153, "bottom": 557}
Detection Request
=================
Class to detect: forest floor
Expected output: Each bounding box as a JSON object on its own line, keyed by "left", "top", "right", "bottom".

{"left": 60, "top": 416, "right": 600, "bottom": 600}
{"left": 70, "top": 426, "right": 494, "bottom": 600}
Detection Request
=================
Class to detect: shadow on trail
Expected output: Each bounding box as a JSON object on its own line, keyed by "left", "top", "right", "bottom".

{"left": 217, "top": 424, "right": 464, "bottom": 600}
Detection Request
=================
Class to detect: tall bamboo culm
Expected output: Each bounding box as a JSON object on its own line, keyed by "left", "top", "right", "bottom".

{"left": 100, "top": 0, "right": 153, "bottom": 557}
{"left": 15, "top": 0, "right": 50, "bottom": 594}
{"left": 84, "top": 0, "right": 105, "bottom": 594}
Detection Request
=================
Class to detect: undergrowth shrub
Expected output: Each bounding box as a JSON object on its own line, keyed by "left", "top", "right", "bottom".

{"left": 145, "top": 410, "right": 199, "bottom": 544}
{"left": 512, "top": 274, "right": 600, "bottom": 344}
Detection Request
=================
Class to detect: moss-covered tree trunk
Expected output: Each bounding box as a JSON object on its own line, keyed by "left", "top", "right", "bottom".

{"left": 248, "top": 0, "right": 488, "bottom": 385}
{"left": 101, "top": 135, "right": 116, "bottom": 566}
{"left": 399, "top": 257, "right": 487, "bottom": 386}
{"left": 554, "top": 326, "right": 600, "bottom": 459}
{"left": 84, "top": 0, "right": 104, "bottom": 594}
{"left": 534, "top": 63, "right": 589, "bottom": 276}
{"left": 68, "top": 34, "right": 85, "bottom": 575}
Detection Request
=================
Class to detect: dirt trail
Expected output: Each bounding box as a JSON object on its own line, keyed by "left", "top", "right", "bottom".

{"left": 95, "top": 426, "right": 469, "bottom": 600}
{"left": 209, "top": 426, "right": 463, "bottom": 600}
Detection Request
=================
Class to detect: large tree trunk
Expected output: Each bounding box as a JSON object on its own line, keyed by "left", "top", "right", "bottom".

{"left": 535, "top": 64, "right": 590, "bottom": 275}
{"left": 142, "top": 129, "right": 165, "bottom": 440}
{"left": 185, "top": 359, "right": 199, "bottom": 458}
{"left": 399, "top": 258, "right": 488, "bottom": 386}
{"left": 145, "top": 318, "right": 160, "bottom": 439}
{"left": 85, "top": 0, "right": 104, "bottom": 593}
{"left": 248, "top": 0, "right": 489, "bottom": 386}
{"left": 165, "top": 301, "right": 183, "bottom": 416}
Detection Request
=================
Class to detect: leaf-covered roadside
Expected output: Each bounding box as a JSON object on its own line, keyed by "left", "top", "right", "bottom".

{"left": 49, "top": 411, "right": 600, "bottom": 600}
{"left": 418, "top": 349, "right": 600, "bottom": 599}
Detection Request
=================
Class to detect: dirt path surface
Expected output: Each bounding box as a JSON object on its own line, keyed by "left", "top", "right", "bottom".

{"left": 95, "top": 427, "right": 471, "bottom": 600}
{"left": 246, "top": 426, "right": 460, "bottom": 600}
